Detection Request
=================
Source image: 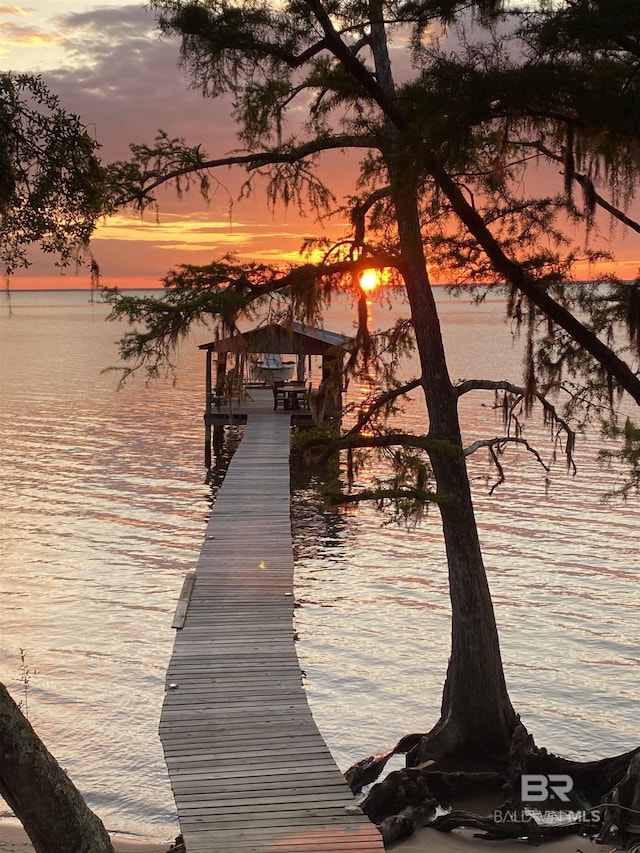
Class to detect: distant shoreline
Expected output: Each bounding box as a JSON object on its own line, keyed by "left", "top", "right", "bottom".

{"left": 3, "top": 286, "right": 162, "bottom": 293}
{"left": 4, "top": 279, "right": 618, "bottom": 294}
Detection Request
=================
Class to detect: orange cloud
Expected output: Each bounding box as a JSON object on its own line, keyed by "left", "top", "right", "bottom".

{"left": 95, "top": 212, "right": 313, "bottom": 254}
{"left": 0, "top": 21, "right": 59, "bottom": 48}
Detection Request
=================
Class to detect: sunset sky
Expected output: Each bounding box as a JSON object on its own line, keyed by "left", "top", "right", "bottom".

{"left": 3, "top": 0, "right": 350, "bottom": 290}
{"left": 3, "top": 1, "right": 640, "bottom": 290}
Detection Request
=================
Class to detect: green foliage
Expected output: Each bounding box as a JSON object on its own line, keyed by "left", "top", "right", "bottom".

{"left": 107, "top": 130, "right": 217, "bottom": 212}
{"left": 106, "top": 0, "right": 640, "bottom": 504}
{"left": 242, "top": 157, "right": 336, "bottom": 214}
{"left": 320, "top": 436, "right": 444, "bottom": 527}
{"left": 521, "top": 0, "right": 640, "bottom": 208}
{"left": 532, "top": 0, "right": 640, "bottom": 59}
{"left": 511, "top": 277, "right": 640, "bottom": 437}
{"left": 102, "top": 256, "right": 296, "bottom": 381}
{"left": 599, "top": 417, "right": 640, "bottom": 499}
{"left": 152, "top": 0, "right": 309, "bottom": 102}
{"left": 0, "top": 73, "right": 105, "bottom": 275}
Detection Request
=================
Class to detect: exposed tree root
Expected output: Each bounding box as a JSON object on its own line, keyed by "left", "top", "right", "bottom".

{"left": 378, "top": 802, "right": 438, "bottom": 848}
{"left": 346, "top": 732, "right": 423, "bottom": 792}
{"left": 350, "top": 722, "right": 640, "bottom": 849}
{"left": 361, "top": 769, "right": 438, "bottom": 824}
{"left": 597, "top": 753, "right": 640, "bottom": 850}
{"left": 508, "top": 745, "right": 640, "bottom": 807}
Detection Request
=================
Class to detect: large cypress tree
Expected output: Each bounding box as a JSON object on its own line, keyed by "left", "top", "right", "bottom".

{"left": 105, "top": 0, "right": 640, "bottom": 804}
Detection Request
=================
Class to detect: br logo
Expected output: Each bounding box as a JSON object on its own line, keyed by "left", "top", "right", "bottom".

{"left": 521, "top": 774, "right": 574, "bottom": 802}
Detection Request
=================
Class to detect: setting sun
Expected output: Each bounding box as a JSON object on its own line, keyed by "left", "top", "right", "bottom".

{"left": 359, "top": 269, "right": 379, "bottom": 292}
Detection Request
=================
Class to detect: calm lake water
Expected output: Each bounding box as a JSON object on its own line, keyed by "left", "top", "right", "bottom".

{"left": 0, "top": 289, "right": 638, "bottom": 841}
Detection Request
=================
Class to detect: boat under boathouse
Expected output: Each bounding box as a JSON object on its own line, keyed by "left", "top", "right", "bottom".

{"left": 199, "top": 321, "right": 354, "bottom": 460}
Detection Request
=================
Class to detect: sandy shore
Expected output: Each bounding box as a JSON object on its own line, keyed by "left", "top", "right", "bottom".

{"left": 398, "top": 825, "right": 600, "bottom": 852}
{"left": 0, "top": 820, "right": 172, "bottom": 853}
{"left": 0, "top": 818, "right": 600, "bottom": 853}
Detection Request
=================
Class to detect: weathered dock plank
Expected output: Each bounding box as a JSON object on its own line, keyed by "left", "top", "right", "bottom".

{"left": 172, "top": 572, "right": 196, "bottom": 629}
{"left": 159, "top": 414, "right": 384, "bottom": 852}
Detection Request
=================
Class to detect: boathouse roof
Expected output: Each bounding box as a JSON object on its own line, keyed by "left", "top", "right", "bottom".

{"left": 199, "top": 321, "right": 354, "bottom": 356}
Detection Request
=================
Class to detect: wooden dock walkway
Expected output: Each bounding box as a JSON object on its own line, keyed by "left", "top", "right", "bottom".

{"left": 159, "top": 414, "right": 385, "bottom": 852}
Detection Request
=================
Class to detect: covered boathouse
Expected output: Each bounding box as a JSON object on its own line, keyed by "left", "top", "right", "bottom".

{"left": 199, "top": 320, "right": 354, "bottom": 441}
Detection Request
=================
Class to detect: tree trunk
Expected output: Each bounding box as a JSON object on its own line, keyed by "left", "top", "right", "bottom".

{"left": 364, "top": 1, "right": 518, "bottom": 766}
{"left": 0, "top": 682, "right": 115, "bottom": 853}
{"left": 389, "top": 163, "right": 519, "bottom": 765}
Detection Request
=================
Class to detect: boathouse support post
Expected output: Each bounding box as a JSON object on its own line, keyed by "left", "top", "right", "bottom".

{"left": 204, "top": 348, "right": 213, "bottom": 469}
{"left": 216, "top": 352, "right": 228, "bottom": 392}
{"left": 212, "top": 352, "right": 229, "bottom": 460}
{"left": 321, "top": 351, "right": 344, "bottom": 414}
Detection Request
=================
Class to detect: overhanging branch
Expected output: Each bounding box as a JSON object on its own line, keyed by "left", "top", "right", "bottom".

{"left": 427, "top": 154, "right": 640, "bottom": 406}
{"left": 114, "top": 133, "right": 380, "bottom": 208}
{"left": 305, "top": 431, "right": 439, "bottom": 465}
{"left": 530, "top": 140, "right": 640, "bottom": 234}
{"left": 456, "top": 378, "right": 574, "bottom": 436}
{"left": 328, "top": 486, "right": 440, "bottom": 506}
{"left": 344, "top": 378, "right": 422, "bottom": 438}
{"left": 304, "top": 0, "right": 408, "bottom": 128}
{"left": 456, "top": 377, "right": 576, "bottom": 471}
{"left": 465, "top": 435, "right": 550, "bottom": 495}
{"left": 351, "top": 186, "right": 392, "bottom": 246}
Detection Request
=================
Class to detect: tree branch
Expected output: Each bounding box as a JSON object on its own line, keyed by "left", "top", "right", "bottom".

{"left": 530, "top": 140, "right": 640, "bottom": 234}
{"left": 113, "top": 133, "right": 380, "bottom": 208}
{"left": 102, "top": 250, "right": 404, "bottom": 381}
{"left": 351, "top": 186, "right": 392, "bottom": 245}
{"left": 456, "top": 377, "right": 576, "bottom": 470}
{"left": 464, "top": 435, "right": 550, "bottom": 495}
{"left": 426, "top": 154, "right": 640, "bottom": 405}
{"left": 457, "top": 378, "right": 574, "bottom": 435}
{"left": 305, "top": 431, "right": 440, "bottom": 466}
{"left": 328, "top": 486, "right": 440, "bottom": 506}
{"left": 303, "top": 0, "right": 408, "bottom": 128}
{"left": 344, "top": 378, "right": 422, "bottom": 438}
